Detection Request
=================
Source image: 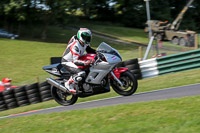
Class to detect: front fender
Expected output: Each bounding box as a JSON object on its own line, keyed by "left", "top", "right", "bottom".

{"left": 112, "top": 67, "right": 128, "bottom": 79}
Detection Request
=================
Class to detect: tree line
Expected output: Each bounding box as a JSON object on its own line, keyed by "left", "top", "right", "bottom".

{"left": 1, "top": 0, "right": 200, "bottom": 39}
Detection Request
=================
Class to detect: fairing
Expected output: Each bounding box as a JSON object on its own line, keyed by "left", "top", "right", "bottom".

{"left": 78, "top": 54, "right": 96, "bottom": 69}
{"left": 112, "top": 67, "right": 128, "bottom": 79}
{"left": 42, "top": 63, "right": 70, "bottom": 77}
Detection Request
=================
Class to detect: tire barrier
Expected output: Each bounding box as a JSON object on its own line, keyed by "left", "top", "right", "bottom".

{"left": 116, "top": 58, "right": 142, "bottom": 79}
{"left": 39, "top": 82, "right": 52, "bottom": 102}
{"left": 0, "top": 81, "right": 52, "bottom": 111}
{"left": 139, "top": 48, "right": 200, "bottom": 78}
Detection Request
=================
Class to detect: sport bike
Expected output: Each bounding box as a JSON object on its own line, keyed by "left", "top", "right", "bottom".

{"left": 43, "top": 42, "right": 138, "bottom": 106}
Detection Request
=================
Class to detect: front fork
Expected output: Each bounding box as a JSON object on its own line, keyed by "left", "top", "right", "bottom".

{"left": 111, "top": 67, "right": 128, "bottom": 86}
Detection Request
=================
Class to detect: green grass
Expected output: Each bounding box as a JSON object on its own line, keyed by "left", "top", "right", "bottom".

{"left": 71, "top": 23, "right": 149, "bottom": 44}
{"left": 0, "top": 39, "right": 63, "bottom": 84}
{"left": 0, "top": 95, "right": 200, "bottom": 133}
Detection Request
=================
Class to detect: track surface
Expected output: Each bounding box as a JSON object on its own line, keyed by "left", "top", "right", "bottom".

{"left": 1, "top": 83, "right": 200, "bottom": 119}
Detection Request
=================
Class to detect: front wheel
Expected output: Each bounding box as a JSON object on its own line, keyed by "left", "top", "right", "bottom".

{"left": 51, "top": 86, "right": 78, "bottom": 106}
{"left": 111, "top": 71, "right": 138, "bottom": 96}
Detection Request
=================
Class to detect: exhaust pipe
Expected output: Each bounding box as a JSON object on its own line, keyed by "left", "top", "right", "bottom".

{"left": 46, "top": 78, "right": 70, "bottom": 93}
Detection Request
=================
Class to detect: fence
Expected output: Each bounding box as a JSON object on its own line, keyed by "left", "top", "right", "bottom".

{"left": 139, "top": 48, "right": 200, "bottom": 78}
{"left": 138, "top": 34, "right": 200, "bottom": 60}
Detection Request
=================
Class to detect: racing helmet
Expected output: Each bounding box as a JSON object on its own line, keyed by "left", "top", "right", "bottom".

{"left": 2, "top": 78, "right": 12, "bottom": 84}
{"left": 77, "top": 28, "right": 92, "bottom": 44}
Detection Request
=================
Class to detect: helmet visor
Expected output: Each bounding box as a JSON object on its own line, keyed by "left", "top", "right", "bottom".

{"left": 81, "top": 33, "right": 91, "bottom": 43}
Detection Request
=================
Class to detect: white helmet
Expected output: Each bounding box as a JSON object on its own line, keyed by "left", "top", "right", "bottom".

{"left": 77, "top": 28, "right": 92, "bottom": 44}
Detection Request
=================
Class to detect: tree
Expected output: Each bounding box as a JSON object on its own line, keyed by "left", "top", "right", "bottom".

{"left": 113, "top": 0, "right": 146, "bottom": 27}
{"left": 1, "top": 0, "right": 25, "bottom": 33}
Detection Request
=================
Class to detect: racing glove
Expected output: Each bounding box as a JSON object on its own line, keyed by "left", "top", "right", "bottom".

{"left": 84, "top": 59, "right": 95, "bottom": 66}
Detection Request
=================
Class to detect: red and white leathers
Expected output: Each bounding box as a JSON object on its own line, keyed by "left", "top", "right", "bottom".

{"left": 61, "top": 35, "right": 96, "bottom": 93}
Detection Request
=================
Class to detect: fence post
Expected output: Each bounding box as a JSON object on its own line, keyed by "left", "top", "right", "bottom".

{"left": 139, "top": 46, "right": 143, "bottom": 60}
{"left": 36, "top": 77, "right": 39, "bottom": 83}
{"left": 195, "top": 34, "right": 198, "bottom": 49}
{"left": 143, "top": 36, "right": 154, "bottom": 60}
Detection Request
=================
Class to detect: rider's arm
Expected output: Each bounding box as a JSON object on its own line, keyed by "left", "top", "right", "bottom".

{"left": 71, "top": 44, "right": 88, "bottom": 66}
{"left": 86, "top": 45, "right": 96, "bottom": 54}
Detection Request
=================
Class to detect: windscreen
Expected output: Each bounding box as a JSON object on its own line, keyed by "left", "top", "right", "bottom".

{"left": 97, "top": 42, "right": 122, "bottom": 60}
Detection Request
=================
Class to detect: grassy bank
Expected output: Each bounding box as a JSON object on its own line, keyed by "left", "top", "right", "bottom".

{"left": 0, "top": 95, "right": 200, "bottom": 133}
{"left": 0, "top": 35, "right": 137, "bottom": 84}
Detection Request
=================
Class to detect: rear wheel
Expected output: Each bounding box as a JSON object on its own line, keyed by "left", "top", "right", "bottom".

{"left": 111, "top": 71, "right": 138, "bottom": 96}
{"left": 172, "top": 37, "right": 179, "bottom": 45}
{"left": 51, "top": 86, "right": 78, "bottom": 106}
{"left": 179, "top": 38, "right": 187, "bottom": 46}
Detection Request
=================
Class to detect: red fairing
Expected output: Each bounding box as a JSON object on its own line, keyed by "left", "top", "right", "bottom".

{"left": 79, "top": 54, "right": 96, "bottom": 61}
{"left": 78, "top": 54, "right": 96, "bottom": 69}
{"left": 112, "top": 67, "right": 128, "bottom": 79}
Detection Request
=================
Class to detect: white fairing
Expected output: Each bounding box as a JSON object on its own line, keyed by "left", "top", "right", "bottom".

{"left": 103, "top": 53, "right": 121, "bottom": 64}
{"left": 85, "top": 42, "right": 122, "bottom": 84}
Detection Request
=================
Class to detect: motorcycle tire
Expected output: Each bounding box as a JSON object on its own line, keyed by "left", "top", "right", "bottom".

{"left": 124, "top": 59, "right": 138, "bottom": 66}
{"left": 16, "top": 96, "right": 28, "bottom": 101}
{"left": 25, "top": 83, "right": 38, "bottom": 90}
{"left": 125, "top": 64, "right": 139, "bottom": 70}
{"left": 41, "top": 93, "right": 52, "bottom": 99}
{"left": 111, "top": 70, "right": 138, "bottom": 96}
{"left": 3, "top": 94, "right": 15, "bottom": 99}
{"left": 40, "top": 90, "right": 51, "bottom": 96}
{"left": 39, "top": 86, "right": 51, "bottom": 92}
{"left": 51, "top": 86, "right": 78, "bottom": 106}
{"left": 7, "top": 101, "right": 18, "bottom": 109}
{"left": 0, "top": 107, "right": 7, "bottom": 111}
{"left": 39, "top": 81, "right": 50, "bottom": 88}
{"left": 41, "top": 97, "right": 53, "bottom": 102}
{"left": 116, "top": 61, "right": 125, "bottom": 67}
{"left": 14, "top": 86, "right": 26, "bottom": 93}
{"left": 17, "top": 100, "right": 30, "bottom": 106}
{"left": 15, "top": 91, "right": 26, "bottom": 97}
{"left": 2, "top": 90, "right": 13, "bottom": 95}
{"left": 0, "top": 101, "right": 5, "bottom": 105}
{"left": 26, "top": 88, "right": 38, "bottom": 95}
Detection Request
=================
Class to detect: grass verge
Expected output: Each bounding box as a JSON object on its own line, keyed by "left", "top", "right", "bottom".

{"left": 0, "top": 95, "right": 200, "bottom": 133}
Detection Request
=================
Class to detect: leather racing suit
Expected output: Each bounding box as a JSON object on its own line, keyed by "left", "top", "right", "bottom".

{"left": 61, "top": 35, "right": 96, "bottom": 93}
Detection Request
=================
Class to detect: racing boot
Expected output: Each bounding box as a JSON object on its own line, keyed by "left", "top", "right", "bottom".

{"left": 64, "top": 77, "right": 76, "bottom": 94}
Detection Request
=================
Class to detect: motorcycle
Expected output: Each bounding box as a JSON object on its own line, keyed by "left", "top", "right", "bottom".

{"left": 43, "top": 42, "right": 138, "bottom": 106}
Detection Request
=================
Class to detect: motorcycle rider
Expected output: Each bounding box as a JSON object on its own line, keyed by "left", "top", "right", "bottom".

{"left": 61, "top": 28, "right": 96, "bottom": 93}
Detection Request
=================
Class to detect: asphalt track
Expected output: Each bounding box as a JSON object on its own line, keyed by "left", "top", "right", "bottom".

{"left": 1, "top": 83, "right": 200, "bottom": 119}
